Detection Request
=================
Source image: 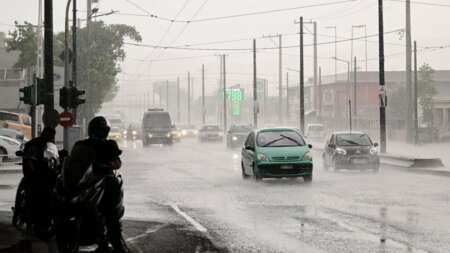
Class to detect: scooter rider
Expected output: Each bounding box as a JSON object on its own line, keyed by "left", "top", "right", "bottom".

{"left": 64, "top": 116, "right": 129, "bottom": 253}
{"left": 21, "top": 127, "right": 57, "bottom": 239}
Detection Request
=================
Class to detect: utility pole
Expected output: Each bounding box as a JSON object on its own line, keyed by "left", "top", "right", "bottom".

{"left": 303, "top": 20, "right": 318, "bottom": 113}
{"left": 72, "top": 0, "right": 78, "bottom": 122}
{"left": 406, "top": 0, "right": 413, "bottom": 143}
{"left": 295, "top": 17, "right": 305, "bottom": 134}
{"left": 201, "top": 64, "right": 206, "bottom": 125}
{"left": 413, "top": 41, "right": 418, "bottom": 144}
{"left": 253, "top": 39, "right": 258, "bottom": 128}
{"left": 286, "top": 72, "right": 289, "bottom": 122}
{"left": 354, "top": 56, "right": 357, "bottom": 117}
{"left": 177, "top": 77, "right": 180, "bottom": 123}
{"left": 319, "top": 66, "right": 322, "bottom": 121}
{"left": 152, "top": 83, "right": 155, "bottom": 107}
{"left": 166, "top": 80, "right": 169, "bottom": 112}
{"left": 43, "top": 0, "right": 54, "bottom": 127}
{"left": 187, "top": 72, "right": 191, "bottom": 125}
{"left": 378, "top": 0, "right": 387, "bottom": 153}
{"left": 222, "top": 55, "right": 227, "bottom": 132}
{"left": 86, "top": 0, "right": 92, "bottom": 122}
{"left": 349, "top": 99, "right": 352, "bottom": 132}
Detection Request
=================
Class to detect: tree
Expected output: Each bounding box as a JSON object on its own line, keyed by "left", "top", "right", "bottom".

{"left": 417, "top": 63, "right": 437, "bottom": 128}
{"left": 7, "top": 21, "right": 142, "bottom": 120}
{"left": 6, "top": 22, "right": 38, "bottom": 69}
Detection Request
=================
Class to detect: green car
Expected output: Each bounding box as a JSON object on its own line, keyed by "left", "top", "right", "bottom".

{"left": 241, "top": 128, "right": 313, "bottom": 182}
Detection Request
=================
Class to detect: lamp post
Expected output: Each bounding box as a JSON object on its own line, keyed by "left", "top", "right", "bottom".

{"left": 325, "top": 26, "right": 337, "bottom": 82}
{"left": 333, "top": 57, "right": 353, "bottom": 130}
{"left": 352, "top": 24, "right": 368, "bottom": 72}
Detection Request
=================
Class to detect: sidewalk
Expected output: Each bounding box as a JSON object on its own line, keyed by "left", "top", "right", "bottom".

{"left": 387, "top": 141, "right": 450, "bottom": 168}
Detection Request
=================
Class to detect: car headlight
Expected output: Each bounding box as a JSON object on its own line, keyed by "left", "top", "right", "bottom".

{"left": 181, "top": 130, "right": 187, "bottom": 136}
{"left": 257, "top": 153, "right": 267, "bottom": 161}
{"left": 193, "top": 130, "right": 199, "bottom": 135}
{"left": 166, "top": 133, "right": 172, "bottom": 137}
{"left": 370, "top": 147, "right": 378, "bottom": 155}
{"left": 123, "top": 130, "right": 127, "bottom": 135}
{"left": 132, "top": 130, "right": 137, "bottom": 135}
{"left": 232, "top": 136, "right": 238, "bottom": 141}
{"left": 303, "top": 151, "right": 313, "bottom": 161}
{"left": 335, "top": 147, "right": 347, "bottom": 155}
{"left": 148, "top": 133, "right": 153, "bottom": 138}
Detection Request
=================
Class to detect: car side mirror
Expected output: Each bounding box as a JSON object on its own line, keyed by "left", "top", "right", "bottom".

{"left": 373, "top": 142, "right": 379, "bottom": 147}
{"left": 15, "top": 150, "right": 24, "bottom": 157}
{"left": 328, "top": 143, "right": 336, "bottom": 149}
{"left": 245, "top": 145, "right": 255, "bottom": 151}
{"left": 308, "top": 144, "right": 313, "bottom": 149}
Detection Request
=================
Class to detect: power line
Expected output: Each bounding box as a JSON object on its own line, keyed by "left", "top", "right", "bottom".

{"left": 115, "top": 0, "right": 357, "bottom": 23}
{"left": 388, "top": 0, "right": 450, "bottom": 8}
{"left": 125, "top": 29, "right": 404, "bottom": 51}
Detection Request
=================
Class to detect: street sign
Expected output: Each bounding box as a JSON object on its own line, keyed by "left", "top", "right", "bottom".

{"left": 59, "top": 111, "right": 74, "bottom": 128}
{"left": 42, "top": 109, "right": 60, "bottom": 128}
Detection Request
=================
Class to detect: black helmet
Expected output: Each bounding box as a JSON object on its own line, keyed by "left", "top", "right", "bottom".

{"left": 88, "top": 116, "right": 110, "bottom": 139}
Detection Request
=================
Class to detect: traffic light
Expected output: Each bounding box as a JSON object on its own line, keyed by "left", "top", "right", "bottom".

{"left": 19, "top": 86, "right": 33, "bottom": 105}
{"left": 69, "top": 87, "right": 85, "bottom": 108}
{"left": 59, "top": 86, "right": 70, "bottom": 109}
{"left": 36, "top": 78, "right": 47, "bottom": 105}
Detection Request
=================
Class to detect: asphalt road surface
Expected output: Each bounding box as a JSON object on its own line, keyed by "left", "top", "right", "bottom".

{"left": 119, "top": 138, "right": 450, "bottom": 253}
{"left": 1, "top": 138, "right": 449, "bottom": 253}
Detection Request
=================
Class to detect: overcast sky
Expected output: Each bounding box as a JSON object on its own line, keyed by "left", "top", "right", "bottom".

{"left": 1, "top": 0, "right": 450, "bottom": 99}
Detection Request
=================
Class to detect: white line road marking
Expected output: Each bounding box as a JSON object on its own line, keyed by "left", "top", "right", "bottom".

{"left": 125, "top": 224, "right": 169, "bottom": 242}
{"left": 170, "top": 204, "right": 208, "bottom": 233}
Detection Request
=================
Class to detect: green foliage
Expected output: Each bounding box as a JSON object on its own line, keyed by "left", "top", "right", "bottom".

{"left": 417, "top": 63, "right": 437, "bottom": 127}
{"left": 6, "top": 22, "right": 38, "bottom": 69}
{"left": 7, "top": 20, "right": 142, "bottom": 120}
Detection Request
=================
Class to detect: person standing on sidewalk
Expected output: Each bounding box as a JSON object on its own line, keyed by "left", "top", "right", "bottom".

{"left": 21, "top": 127, "right": 57, "bottom": 239}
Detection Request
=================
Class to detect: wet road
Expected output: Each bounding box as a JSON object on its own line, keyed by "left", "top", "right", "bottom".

{"left": 119, "top": 139, "right": 450, "bottom": 253}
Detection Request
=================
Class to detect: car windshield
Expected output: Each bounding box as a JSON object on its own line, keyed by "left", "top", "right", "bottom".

{"left": 0, "top": 112, "right": 19, "bottom": 123}
{"left": 144, "top": 113, "right": 171, "bottom": 128}
{"left": 257, "top": 130, "right": 305, "bottom": 147}
{"left": 201, "top": 126, "right": 220, "bottom": 131}
{"left": 336, "top": 134, "right": 372, "bottom": 146}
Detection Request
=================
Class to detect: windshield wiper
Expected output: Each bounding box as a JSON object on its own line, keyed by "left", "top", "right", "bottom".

{"left": 263, "top": 134, "right": 302, "bottom": 147}
{"left": 280, "top": 134, "right": 302, "bottom": 146}
{"left": 263, "top": 137, "right": 284, "bottom": 147}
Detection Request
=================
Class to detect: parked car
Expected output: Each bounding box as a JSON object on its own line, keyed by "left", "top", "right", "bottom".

{"left": 0, "top": 111, "right": 32, "bottom": 140}
{"left": 0, "top": 135, "right": 21, "bottom": 163}
{"left": 226, "top": 125, "right": 252, "bottom": 148}
{"left": 305, "top": 123, "right": 326, "bottom": 142}
{"left": 241, "top": 128, "right": 313, "bottom": 182}
{"left": 0, "top": 128, "right": 26, "bottom": 143}
{"left": 322, "top": 131, "right": 380, "bottom": 172}
{"left": 198, "top": 125, "right": 223, "bottom": 142}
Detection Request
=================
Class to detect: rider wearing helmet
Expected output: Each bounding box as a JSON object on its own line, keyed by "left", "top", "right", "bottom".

{"left": 64, "top": 116, "right": 129, "bottom": 253}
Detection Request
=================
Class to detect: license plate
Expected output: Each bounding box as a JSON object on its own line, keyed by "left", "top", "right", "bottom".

{"left": 352, "top": 158, "right": 367, "bottom": 164}
{"left": 280, "top": 165, "right": 293, "bottom": 170}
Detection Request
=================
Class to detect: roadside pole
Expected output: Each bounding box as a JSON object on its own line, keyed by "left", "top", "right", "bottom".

{"left": 413, "top": 41, "right": 418, "bottom": 144}
{"left": 222, "top": 55, "right": 227, "bottom": 133}
{"left": 72, "top": 0, "right": 77, "bottom": 122}
{"left": 406, "top": 0, "right": 413, "bottom": 143}
{"left": 286, "top": 72, "right": 289, "bottom": 123}
{"left": 378, "top": 0, "right": 387, "bottom": 153}
{"left": 44, "top": 0, "right": 55, "bottom": 127}
{"left": 354, "top": 57, "right": 357, "bottom": 123}
{"left": 253, "top": 39, "right": 258, "bottom": 128}
{"left": 188, "top": 72, "right": 191, "bottom": 125}
{"left": 201, "top": 64, "right": 205, "bottom": 125}
{"left": 177, "top": 77, "right": 180, "bottom": 123}
{"left": 294, "top": 17, "right": 305, "bottom": 134}
{"left": 63, "top": 0, "right": 72, "bottom": 150}
{"left": 166, "top": 80, "right": 169, "bottom": 112}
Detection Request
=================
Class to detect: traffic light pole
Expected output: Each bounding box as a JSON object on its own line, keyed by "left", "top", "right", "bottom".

{"left": 72, "top": 0, "right": 78, "bottom": 123}
{"left": 44, "top": 0, "right": 54, "bottom": 126}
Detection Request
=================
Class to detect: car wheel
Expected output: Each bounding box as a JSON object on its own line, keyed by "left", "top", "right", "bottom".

{"left": 252, "top": 164, "right": 262, "bottom": 181}
{"left": 241, "top": 162, "right": 249, "bottom": 179}
{"left": 303, "top": 175, "right": 313, "bottom": 183}
{"left": 0, "top": 147, "right": 7, "bottom": 163}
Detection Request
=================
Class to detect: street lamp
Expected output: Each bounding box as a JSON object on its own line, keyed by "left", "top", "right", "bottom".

{"left": 351, "top": 24, "right": 368, "bottom": 72}
{"left": 332, "top": 57, "right": 354, "bottom": 131}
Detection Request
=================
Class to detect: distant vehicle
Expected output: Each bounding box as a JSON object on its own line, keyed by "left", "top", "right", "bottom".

{"left": 322, "top": 131, "right": 380, "bottom": 172}
{"left": 305, "top": 123, "right": 326, "bottom": 142}
{"left": 226, "top": 125, "right": 252, "bottom": 148}
{"left": 0, "top": 111, "right": 32, "bottom": 140}
{"left": 171, "top": 127, "right": 182, "bottom": 142}
{"left": 107, "top": 117, "right": 126, "bottom": 141}
{"left": 241, "top": 128, "right": 313, "bottom": 182}
{"left": 0, "top": 135, "right": 21, "bottom": 163}
{"left": 142, "top": 109, "right": 173, "bottom": 145}
{"left": 124, "top": 123, "right": 141, "bottom": 141}
{"left": 179, "top": 125, "right": 198, "bottom": 138}
{"left": 198, "top": 125, "right": 223, "bottom": 142}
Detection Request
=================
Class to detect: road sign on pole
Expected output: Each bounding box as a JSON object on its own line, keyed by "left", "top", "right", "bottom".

{"left": 59, "top": 111, "right": 74, "bottom": 128}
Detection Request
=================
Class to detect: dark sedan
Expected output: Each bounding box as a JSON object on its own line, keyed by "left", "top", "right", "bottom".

{"left": 322, "top": 131, "right": 380, "bottom": 172}
{"left": 226, "top": 125, "right": 252, "bottom": 148}
{"left": 198, "top": 125, "right": 223, "bottom": 142}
